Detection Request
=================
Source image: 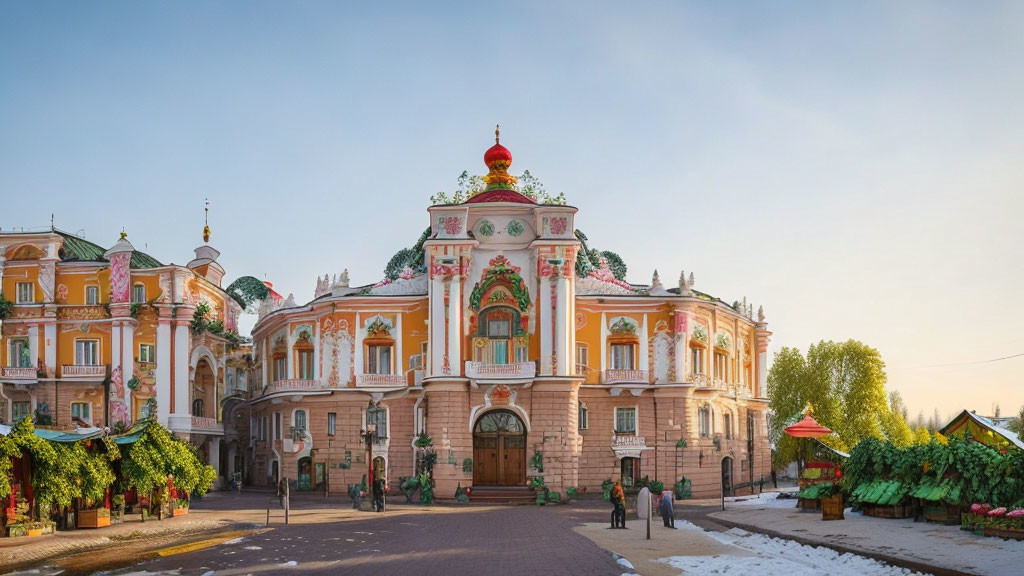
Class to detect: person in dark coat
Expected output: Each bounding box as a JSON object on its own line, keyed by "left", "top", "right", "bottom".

{"left": 610, "top": 481, "right": 627, "bottom": 528}
{"left": 659, "top": 489, "right": 675, "bottom": 528}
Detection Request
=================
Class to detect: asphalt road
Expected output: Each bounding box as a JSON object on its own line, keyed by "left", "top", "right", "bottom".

{"left": 101, "top": 501, "right": 624, "bottom": 576}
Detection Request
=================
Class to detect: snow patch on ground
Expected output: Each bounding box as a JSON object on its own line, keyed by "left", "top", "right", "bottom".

{"left": 281, "top": 560, "right": 298, "bottom": 567}
{"left": 242, "top": 545, "right": 262, "bottom": 550}
{"left": 660, "top": 528, "right": 932, "bottom": 576}
{"left": 616, "top": 557, "right": 635, "bottom": 569}
{"left": 725, "top": 492, "right": 801, "bottom": 509}
{"left": 220, "top": 537, "right": 246, "bottom": 545}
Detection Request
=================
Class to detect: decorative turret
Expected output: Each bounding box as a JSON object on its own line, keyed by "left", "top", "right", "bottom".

{"left": 649, "top": 269, "right": 670, "bottom": 296}
{"left": 678, "top": 270, "right": 695, "bottom": 296}
{"left": 467, "top": 126, "right": 534, "bottom": 204}
{"left": 187, "top": 200, "right": 225, "bottom": 286}
{"left": 103, "top": 229, "right": 135, "bottom": 304}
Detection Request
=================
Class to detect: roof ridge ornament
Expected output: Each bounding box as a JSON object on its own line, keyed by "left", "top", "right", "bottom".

{"left": 203, "top": 199, "right": 211, "bottom": 244}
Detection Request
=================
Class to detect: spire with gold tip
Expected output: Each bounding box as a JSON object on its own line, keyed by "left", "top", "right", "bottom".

{"left": 482, "top": 124, "right": 517, "bottom": 191}
{"left": 202, "top": 199, "right": 211, "bottom": 244}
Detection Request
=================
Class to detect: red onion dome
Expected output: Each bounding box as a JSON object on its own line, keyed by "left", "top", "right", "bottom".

{"left": 484, "top": 141, "right": 512, "bottom": 167}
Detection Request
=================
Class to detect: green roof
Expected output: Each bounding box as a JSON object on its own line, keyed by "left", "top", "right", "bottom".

{"left": 55, "top": 230, "right": 163, "bottom": 269}
{"left": 56, "top": 231, "right": 107, "bottom": 262}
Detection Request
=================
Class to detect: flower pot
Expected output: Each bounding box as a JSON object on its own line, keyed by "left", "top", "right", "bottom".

{"left": 27, "top": 528, "right": 42, "bottom": 537}
{"left": 172, "top": 507, "right": 189, "bottom": 517}
{"left": 984, "top": 526, "right": 1024, "bottom": 540}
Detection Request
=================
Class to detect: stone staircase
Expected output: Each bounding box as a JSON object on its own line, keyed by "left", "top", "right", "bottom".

{"left": 468, "top": 486, "right": 536, "bottom": 504}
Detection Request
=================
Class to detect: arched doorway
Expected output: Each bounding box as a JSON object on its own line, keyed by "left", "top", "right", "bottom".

{"left": 298, "top": 457, "right": 312, "bottom": 490}
{"left": 721, "top": 456, "right": 734, "bottom": 496}
{"left": 473, "top": 410, "right": 526, "bottom": 486}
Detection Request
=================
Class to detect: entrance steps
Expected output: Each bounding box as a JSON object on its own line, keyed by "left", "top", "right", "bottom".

{"left": 468, "top": 486, "right": 536, "bottom": 504}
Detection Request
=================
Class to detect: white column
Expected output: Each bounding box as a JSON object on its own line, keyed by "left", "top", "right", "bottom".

{"left": 639, "top": 314, "right": 649, "bottom": 374}
{"left": 354, "top": 312, "right": 363, "bottom": 380}
{"left": 209, "top": 437, "right": 222, "bottom": 486}
{"left": 27, "top": 325, "right": 39, "bottom": 371}
{"left": 447, "top": 276, "right": 461, "bottom": 375}
{"left": 396, "top": 313, "right": 404, "bottom": 375}
{"left": 674, "top": 317, "right": 686, "bottom": 383}
{"left": 599, "top": 312, "right": 607, "bottom": 373}
{"left": 173, "top": 322, "right": 189, "bottom": 417}
{"left": 111, "top": 322, "right": 123, "bottom": 378}
{"left": 261, "top": 336, "right": 269, "bottom": 387}
{"left": 44, "top": 322, "right": 56, "bottom": 377}
{"left": 757, "top": 350, "right": 768, "bottom": 396}
{"left": 555, "top": 274, "right": 568, "bottom": 376}
{"left": 539, "top": 274, "right": 553, "bottom": 375}
{"left": 313, "top": 321, "right": 321, "bottom": 381}
{"left": 429, "top": 276, "right": 445, "bottom": 376}
{"left": 156, "top": 320, "right": 172, "bottom": 425}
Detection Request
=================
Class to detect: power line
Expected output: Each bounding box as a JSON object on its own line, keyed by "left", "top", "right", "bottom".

{"left": 916, "top": 352, "right": 1024, "bottom": 369}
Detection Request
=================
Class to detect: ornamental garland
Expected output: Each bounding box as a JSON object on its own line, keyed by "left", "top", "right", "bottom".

{"left": 715, "top": 332, "right": 731, "bottom": 350}
{"left": 692, "top": 325, "right": 709, "bottom": 344}
{"left": 469, "top": 258, "right": 531, "bottom": 313}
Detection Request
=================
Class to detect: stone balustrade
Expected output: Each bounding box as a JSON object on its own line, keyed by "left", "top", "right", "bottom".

{"left": 465, "top": 361, "right": 537, "bottom": 380}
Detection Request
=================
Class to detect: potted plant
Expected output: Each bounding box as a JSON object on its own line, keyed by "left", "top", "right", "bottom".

{"left": 172, "top": 498, "right": 189, "bottom": 516}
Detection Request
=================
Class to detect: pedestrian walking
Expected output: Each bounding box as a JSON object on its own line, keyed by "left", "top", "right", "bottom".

{"left": 610, "top": 480, "right": 627, "bottom": 529}
{"left": 659, "top": 489, "right": 675, "bottom": 528}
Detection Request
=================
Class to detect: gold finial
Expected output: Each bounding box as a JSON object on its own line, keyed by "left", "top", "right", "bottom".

{"left": 120, "top": 227, "right": 127, "bottom": 241}
{"left": 495, "top": 124, "right": 500, "bottom": 144}
{"left": 804, "top": 403, "right": 815, "bottom": 417}
{"left": 202, "top": 199, "right": 211, "bottom": 243}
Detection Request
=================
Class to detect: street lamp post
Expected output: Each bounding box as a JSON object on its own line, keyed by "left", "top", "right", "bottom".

{"left": 363, "top": 423, "right": 377, "bottom": 509}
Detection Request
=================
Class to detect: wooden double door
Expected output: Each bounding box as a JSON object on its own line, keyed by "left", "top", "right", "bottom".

{"left": 472, "top": 410, "right": 527, "bottom": 486}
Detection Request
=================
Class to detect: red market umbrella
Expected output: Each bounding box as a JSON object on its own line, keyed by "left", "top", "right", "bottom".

{"left": 785, "top": 414, "right": 832, "bottom": 439}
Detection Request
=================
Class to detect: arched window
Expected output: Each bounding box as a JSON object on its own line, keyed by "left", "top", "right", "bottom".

{"left": 192, "top": 398, "right": 205, "bottom": 418}
{"left": 367, "top": 406, "right": 388, "bottom": 445}
{"left": 724, "top": 413, "right": 733, "bottom": 439}
{"left": 294, "top": 409, "right": 307, "bottom": 431}
{"left": 699, "top": 404, "right": 712, "bottom": 438}
{"left": 294, "top": 331, "right": 315, "bottom": 380}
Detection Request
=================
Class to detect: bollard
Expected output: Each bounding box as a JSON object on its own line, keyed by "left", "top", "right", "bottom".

{"left": 284, "top": 478, "right": 290, "bottom": 525}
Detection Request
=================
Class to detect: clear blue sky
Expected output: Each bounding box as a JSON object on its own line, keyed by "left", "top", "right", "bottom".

{"left": 2, "top": 1, "right": 1022, "bottom": 420}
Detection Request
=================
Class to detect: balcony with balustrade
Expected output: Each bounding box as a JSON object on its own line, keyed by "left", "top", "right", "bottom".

{"left": 0, "top": 367, "right": 37, "bottom": 382}
{"left": 61, "top": 364, "right": 107, "bottom": 380}
{"left": 601, "top": 369, "right": 650, "bottom": 384}
{"left": 262, "top": 378, "right": 323, "bottom": 396}
{"left": 465, "top": 361, "right": 536, "bottom": 381}
{"left": 167, "top": 414, "right": 224, "bottom": 436}
{"left": 355, "top": 373, "right": 407, "bottom": 387}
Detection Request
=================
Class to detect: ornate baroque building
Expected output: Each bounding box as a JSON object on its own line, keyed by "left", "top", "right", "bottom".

{"left": 0, "top": 219, "right": 247, "bottom": 482}
{"left": 248, "top": 131, "right": 773, "bottom": 498}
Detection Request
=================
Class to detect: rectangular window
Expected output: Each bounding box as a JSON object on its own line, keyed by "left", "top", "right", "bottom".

{"left": 261, "top": 417, "right": 268, "bottom": 441}
{"left": 139, "top": 344, "right": 155, "bottom": 363}
{"left": 615, "top": 407, "right": 637, "bottom": 434}
{"left": 273, "top": 357, "right": 286, "bottom": 381}
{"left": 16, "top": 282, "right": 33, "bottom": 304}
{"left": 487, "top": 319, "right": 511, "bottom": 338}
{"left": 699, "top": 408, "right": 712, "bottom": 437}
{"left": 294, "top": 410, "right": 307, "bottom": 431}
{"left": 85, "top": 286, "right": 100, "bottom": 305}
{"left": 12, "top": 401, "right": 31, "bottom": 422}
{"left": 610, "top": 343, "right": 635, "bottom": 370}
{"left": 366, "top": 345, "right": 392, "bottom": 374}
{"left": 327, "top": 412, "right": 336, "bottom": 436}
{"left": 274, "top": 412, "right": 282, "bottom": 440}
{"left": 75, "top": 340, "right": 100, "bottom": 365}
{"left": 691, "top": 348, "right": 704, "bottom": 375}
{"left": 514, "top": 344, "right": 528, "bottom": 363}
{"left": 576, "top": 344, "right": 589, "bottom": 370}
{"left": 578, "top": 402, "right": 588, "bottom": 430}
{"left": 298, "top": 350, "right": 315, "bottom": 379}
{"left": 71, "top": 401, "right": 91, "bottom": 424}
{"left": 131, "top": 284, "right": 146, "bottom": 303}
{"left": 367, "top": 407, "right": 388, "bottom": 445}
{"left": 8, "top": 339, "right": 30, "bottom": 368}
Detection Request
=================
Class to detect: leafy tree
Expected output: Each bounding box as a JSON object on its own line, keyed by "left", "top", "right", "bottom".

{"left": 121, "top": 423, "right": 216, "bottom": 498}
{"left": 383, "top": 227, "right": 431, "bottom": 279}
{"left": 225, "top": 276, "right": 270, "bottom": 310}
{"left": 913, "top": 426, "right": 932, "bottom": 445}
{"left": 767, "top": 340, "right": 911, "bottom": 468}
{"left": 880, "top": 391, "right": 914, "bottom": 447}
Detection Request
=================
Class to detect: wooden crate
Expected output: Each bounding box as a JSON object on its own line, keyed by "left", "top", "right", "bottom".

{"left": 77, "top": 508, "right": 111, "bottom": 528}
{"left": 923, "top": 503, "right": 961, "bottom": 525}
{"left": 822, "top": 494, "right": 844, "bottom": 521}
